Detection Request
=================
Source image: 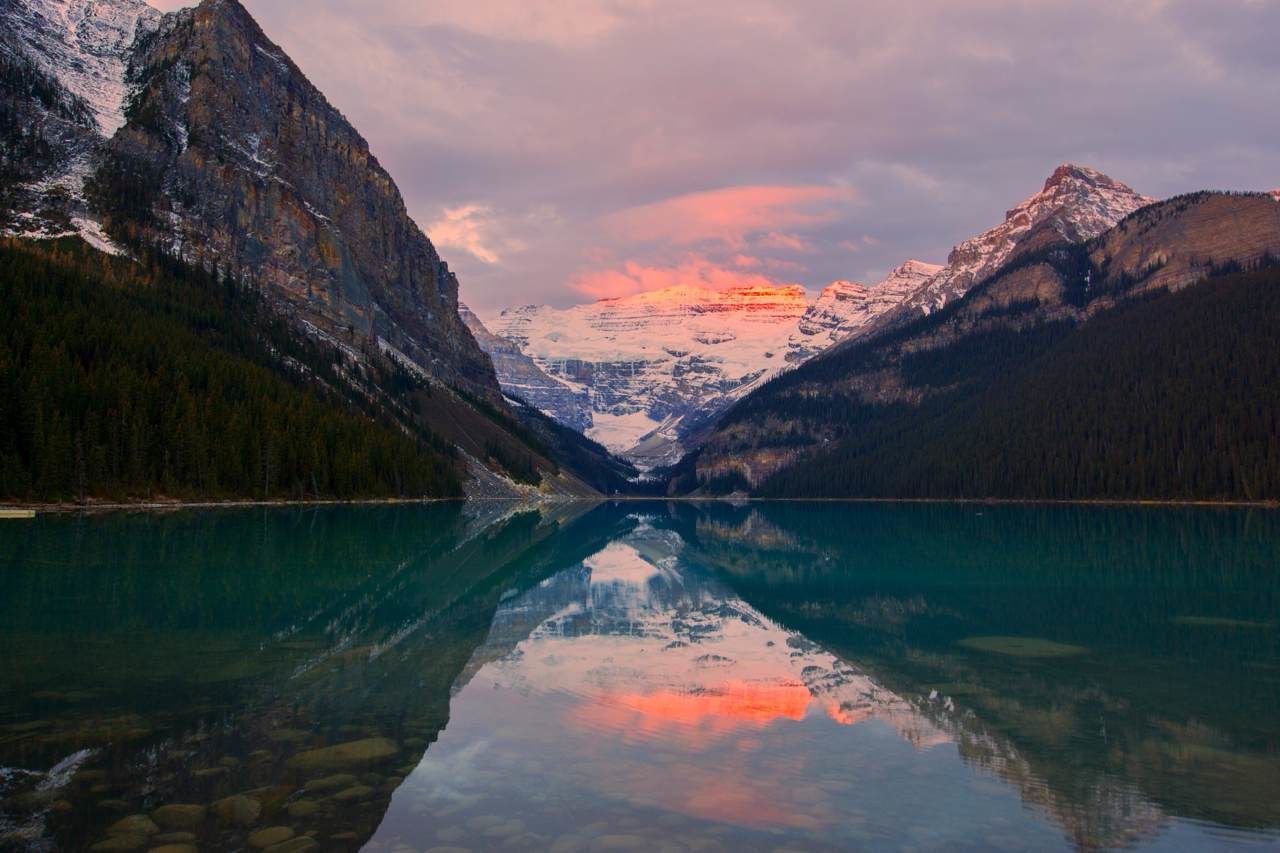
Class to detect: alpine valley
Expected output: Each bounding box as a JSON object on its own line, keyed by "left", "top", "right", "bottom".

{"left": 477, "top": 164, "right": 1280, "bottom": 500}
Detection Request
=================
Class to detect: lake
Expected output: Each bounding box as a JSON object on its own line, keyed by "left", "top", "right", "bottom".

{"left": 1, "top": 502, "right": 1277, "bottom": 851}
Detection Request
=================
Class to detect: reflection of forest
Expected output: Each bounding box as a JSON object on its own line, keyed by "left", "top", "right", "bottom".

{"left": 675, "top": 502, "right": 1280, "bottom": 848}
{"left": 0, "top": 503, "right": 621, "bottom": 851}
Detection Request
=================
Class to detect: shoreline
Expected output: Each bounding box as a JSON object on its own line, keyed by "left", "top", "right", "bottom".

{"left": 0, "top": 497, "right": 465, "bottom": 515}
{"left": 2, "top": 495, "right": 1278, "bottom": 515}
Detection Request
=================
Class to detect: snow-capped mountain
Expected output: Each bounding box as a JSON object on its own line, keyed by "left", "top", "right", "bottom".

{"left": 481, "top": 285, "right": 817, "bottom": 466}
{"left": 785, "top": 260, "right": 942, "bottom": 362}
{"left": 479, "top": 167, "right": 1149, "bottom": 463}
{"left": 858, "top": 164, "right": 1152, "bottom": 340}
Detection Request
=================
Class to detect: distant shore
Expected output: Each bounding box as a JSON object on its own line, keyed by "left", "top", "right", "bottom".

{"left": 3, "top": 494, "right": 1278, "bottom": 515}
{"left": 0, "top": 497, "right": 463, "bottom": 515}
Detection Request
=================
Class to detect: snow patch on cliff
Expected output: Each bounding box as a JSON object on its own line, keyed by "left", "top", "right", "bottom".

{"left": 5, "top": 0, "right": 161, "bottom": 136}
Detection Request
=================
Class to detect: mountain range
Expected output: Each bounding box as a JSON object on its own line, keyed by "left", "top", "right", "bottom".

{"left": 2, "top": 0, "right": 1277, "bottom": 503}
{"left": 681, "top": 188, "right": 1280, "bottom": 499}
{"left": 475, "top": 165, "right": 1156, "bottom": 466}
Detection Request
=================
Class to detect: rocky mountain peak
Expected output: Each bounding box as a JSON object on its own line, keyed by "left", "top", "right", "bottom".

{"left": 1002, "top": 163, "right": 1152, "bottom": 242}
{"left": 1041, "top": 162, "right": 1118, "bottom": 192}
{"left": 838, "top": 165, "right": 1152, "bottom": 344}
{"left": 894, "top": 259, "right": 945, "bottom": 277}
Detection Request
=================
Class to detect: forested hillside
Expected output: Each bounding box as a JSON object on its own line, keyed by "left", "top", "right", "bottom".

{"left": 751, "top": 266, "right": 1280, "bottom": 500}
{"left": 0, "top": 238, "right": 464, "bottom": 502}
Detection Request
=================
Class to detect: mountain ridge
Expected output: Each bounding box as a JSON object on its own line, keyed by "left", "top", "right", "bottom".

{"left": 678, "top": 188, "right": 1280, "bottom": 498}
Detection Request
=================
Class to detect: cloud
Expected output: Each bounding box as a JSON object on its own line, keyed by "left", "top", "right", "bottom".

{"left": 425, "top": 204, "right": 508, "bottom": 264}
{"left": 572, "top": 255, "right": 794, "bottom": 300}
{"left": 602, "top": 185, "right": 856, "bottom": 249}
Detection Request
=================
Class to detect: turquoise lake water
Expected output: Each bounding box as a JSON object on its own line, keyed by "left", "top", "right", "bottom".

{"left": 1, "top": 502, "right": 1278, "bottom": 851}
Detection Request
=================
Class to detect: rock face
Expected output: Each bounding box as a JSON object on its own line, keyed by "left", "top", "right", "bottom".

{"left": 482, "top": 284, "right": 814, "bottom": 466}
{"left": 460, "top": 305, "right": 592, "bottom": 432}
{"left": 54, "top": 0, "right": 497, "bottom": 400}
{"left": 1088, "top": 191, "right": 1280, "bottom": 296}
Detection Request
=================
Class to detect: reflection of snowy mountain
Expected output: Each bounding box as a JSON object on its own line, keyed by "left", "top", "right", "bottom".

{"left": 466, "top": 521, "right": 950, "bottom": 749}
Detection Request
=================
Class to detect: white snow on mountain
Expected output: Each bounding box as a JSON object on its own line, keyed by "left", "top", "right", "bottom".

{"left": 482, "top": 285, "right": 815, "bottom": 465}
{"left": 4, "top": 0, "right": 161, "bottom": 137}
{"left": 481, "top": 166, "right": 1151, "bottom": 462}
{"left": 1, "top": 0, "right": 162, "bottom": 248}
{"left": 460, "top": 305, "right": 593, "bottom": 432}
{"left": 785, "top": 260, "right": 942, "bottom": 362}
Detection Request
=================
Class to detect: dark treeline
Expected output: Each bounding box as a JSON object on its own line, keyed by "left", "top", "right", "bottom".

{"left": 0, "top": 238, "right": 463, "bottom": 502}
{"left": 757, "top": 267, "right": 1280, "bottom": 500}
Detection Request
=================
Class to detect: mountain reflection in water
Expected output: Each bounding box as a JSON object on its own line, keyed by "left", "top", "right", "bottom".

{"left": 1, "top": 502, "right": 1277, "bottom": 851}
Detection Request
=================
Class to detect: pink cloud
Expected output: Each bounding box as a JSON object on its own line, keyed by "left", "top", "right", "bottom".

{"left": 572, "top": 254, "right": 794, "bottom": 300}
{"left": 602, "top": 185, "right": 856, "bottom": 249}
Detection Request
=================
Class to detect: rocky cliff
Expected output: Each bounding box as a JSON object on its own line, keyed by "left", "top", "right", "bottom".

{"left": 84, "top": 0, "right": 500, "bottom": 401}
{"left": 461, "top": 305, "right": 593, "bottom": 432}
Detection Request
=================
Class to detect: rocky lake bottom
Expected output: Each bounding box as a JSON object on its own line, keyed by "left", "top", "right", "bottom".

{"left": 1, "top": 502, "right": 1278, "bottom": 851}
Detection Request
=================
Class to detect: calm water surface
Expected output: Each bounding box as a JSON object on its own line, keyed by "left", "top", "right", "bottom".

{"left": 1, "top": 502, "right": 1278, "bottom": 851}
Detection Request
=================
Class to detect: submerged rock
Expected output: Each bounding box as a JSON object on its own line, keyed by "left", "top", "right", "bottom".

{"left": 153, "top": 833, "right": 197, "bottom": 843}
{"left": 262, "top": 838, "right": 319, "bottom": 853}
{"left": 328, "top": 785, "right": 374, "bottom": 802}
{"left": 210, "top": 794, "right": 262, "bottom": 826}
{"left": 286, "top": 800, "right": 320, "bottom": 818}
{"left": 248, "top": 826, "right": 295, "bottom": 848}
{"left": 303, "top": 774, "right": 358, "bottom": 794}
{"left": 151, "top": 804, "right": 206, "bottom": 831}
{"left": 90, "top": 835, "right": 148, "bottom": 851}
{"left": 106, "top": 815, "right": 159, "bottom": 836}
{"left": 287, "top": 738, "right": 397, "bottom": 771}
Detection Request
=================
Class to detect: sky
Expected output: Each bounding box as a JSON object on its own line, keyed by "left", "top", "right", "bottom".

{"left": 149, "top": 0, "right": 1280, "bottom": 313}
